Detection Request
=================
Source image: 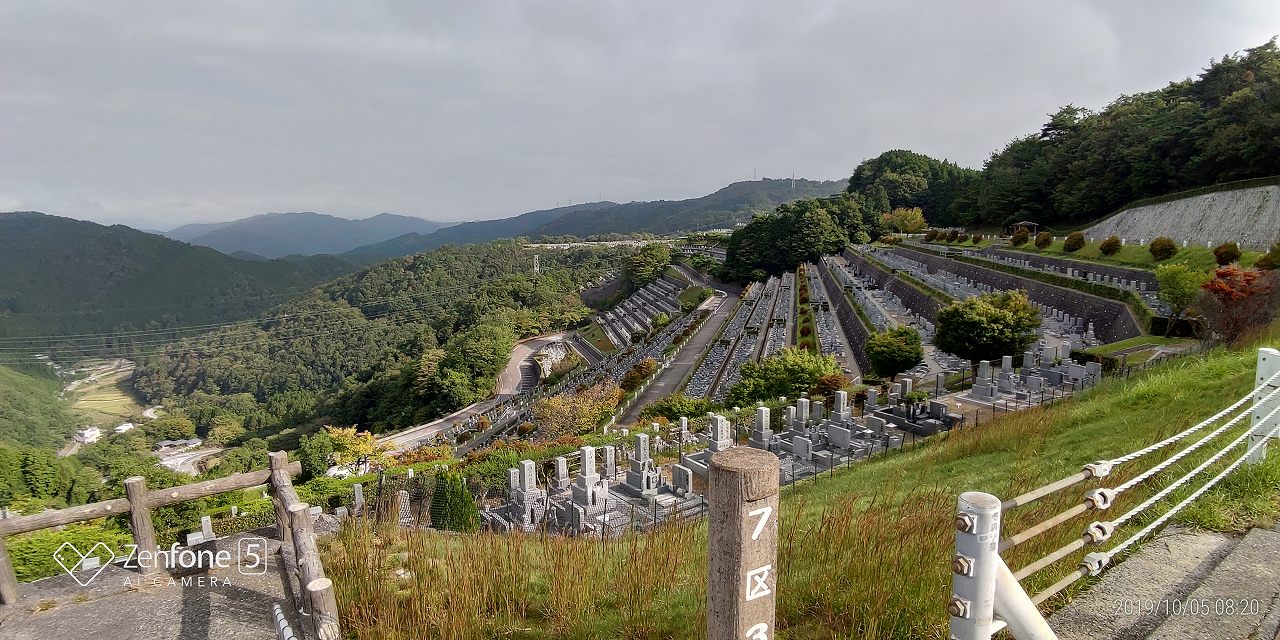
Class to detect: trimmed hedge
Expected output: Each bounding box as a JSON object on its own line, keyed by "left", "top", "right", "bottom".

{"left": 947, "top": 253, "right": 1155, "bottom": 333}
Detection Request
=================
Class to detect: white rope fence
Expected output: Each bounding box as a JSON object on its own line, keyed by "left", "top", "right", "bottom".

{"left": 949, "top": 347, "right": 1280, "bottom": 640}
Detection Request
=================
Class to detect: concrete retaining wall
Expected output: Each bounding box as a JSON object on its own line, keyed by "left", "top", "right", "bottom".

{"left": 1085, "top": 186, "right": 1280, "bottom": 250}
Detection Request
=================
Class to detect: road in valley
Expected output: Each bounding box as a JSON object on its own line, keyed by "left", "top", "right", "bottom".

{"left": 615, "top": 267, "right": 741, "bottom": 426}
{"left": 378, "top": 332, "right": 567, "bottom": 451}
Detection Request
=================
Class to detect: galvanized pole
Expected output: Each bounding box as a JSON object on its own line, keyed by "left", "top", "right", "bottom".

{"left": 707, "top": 447, "right": 780, "bottom": 640}
{"left": 950, "top": 491, "right": 1001, "bottom": 640}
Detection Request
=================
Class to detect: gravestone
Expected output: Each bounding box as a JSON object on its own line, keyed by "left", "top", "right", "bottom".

{"left": 397, "top": 490, "right": 413, "bottom": 527}
{"left": 672, "top": 464, "right": 694, "bottom": 496}
{"left": 335, "top": 506, "right": 349, "bottom": 518}
{"left": 866, "top": 388, "right": 878, "bottom": 409}
{"left": 1023, "top": 351, "right": 1035, "bottom": 370}
{"left": 553, "top": 456, "right": 570, "bottom": 491}
{"left": 832, "top": 390, "right": 852, "bottom": 421}
{"left": 709, "top": 414, "right": 734, "bottom": 452}
{"left": 1001, "top": 356, "right": 1013, "bottom": 374}
{"left": 796, "top": 398, "right": 810, "bottom": 426}
{"left": 978, "top": 360, "right": 991, "bottom": 380}
{"left": 624, "top": 433, "right": 660, "bottom": 497}
{"left": 749, "top": 406, "right": 773, "bottom": 450}
{"left": 866, "top": 415, "right": 886, "bottom": 433}
{"left": 828, "top": 424, "right": 851, "bottom": 450}
{"left": 201, "top": 515, "right": 214, "bottom": 540}
{"left": 353, "top": 483, "right": 365, "bottom": 514}
{"left": 792, "top": 435, "right": 813, "bottom": 461}
{"left": 603, "top": 445, "right": 617, "bottom": 478}
{"left": 928, "top": 400, "right": 948, "bottom": 419}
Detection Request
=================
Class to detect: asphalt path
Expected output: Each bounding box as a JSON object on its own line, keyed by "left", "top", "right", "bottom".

{"left": 378, "top": 332, "right": 567, "bottom": 451}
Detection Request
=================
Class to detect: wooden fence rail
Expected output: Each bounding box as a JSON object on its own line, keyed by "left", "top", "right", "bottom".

{"left": 0, "top": 452, "right": 338, "bottom": 639}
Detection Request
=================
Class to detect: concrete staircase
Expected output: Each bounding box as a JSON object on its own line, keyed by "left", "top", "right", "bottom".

{"left": 1050, "top": 525, "right": 1280, "bottom": 639}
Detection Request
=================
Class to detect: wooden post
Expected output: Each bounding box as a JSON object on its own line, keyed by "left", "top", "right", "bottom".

{"left": 269, "top": 451, "right": 292, "bottom": 542}
{"left": 123, "top": 476, "right": 158, "bottom": 575}
{"left": 0, "top": 536, "right": 19, "bottom": 604}
{"left": 706, "top": 447, "right": 779, "bottom": 640}
{"left": 306, "top": 577, "right": 343, "bottom": 640}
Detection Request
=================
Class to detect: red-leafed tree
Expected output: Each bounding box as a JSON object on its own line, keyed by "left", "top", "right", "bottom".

{"left": 1200, "top": 266, "right": 1277, "bottom": 344}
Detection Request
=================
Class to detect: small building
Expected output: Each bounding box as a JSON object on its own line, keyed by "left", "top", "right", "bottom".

{"left": 75, "top": 427, "right": 102, "bottom": 444}
{"left": 113, "top": 422, "right": 136, "bottom": 434}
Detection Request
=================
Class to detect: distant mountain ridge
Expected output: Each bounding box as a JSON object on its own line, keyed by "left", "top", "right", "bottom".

{"left": 342, "top": 178, "right": 842, "bottom": 264}
{"left": 165, "top": 211, "right": 450, "bottom": 258}
{"left": 0, "top": 212, "right": 354, "bottom": 342}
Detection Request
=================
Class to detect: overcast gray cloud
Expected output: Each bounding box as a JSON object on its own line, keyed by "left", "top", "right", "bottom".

{"left": 1, "top": 1, "right": 1276, "bottom": 229}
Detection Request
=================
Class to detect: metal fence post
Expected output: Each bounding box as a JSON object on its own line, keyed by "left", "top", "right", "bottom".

{"left": 950, "top": 491, "right": 1001, "bottom": 640}
{"left": 707, "top": 447, "right": 780, "bottom": 640}
{"left": 1249, "top": 347, "right": 1280, "bottom": 464}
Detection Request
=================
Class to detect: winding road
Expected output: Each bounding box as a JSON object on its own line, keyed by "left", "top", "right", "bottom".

{"left": 378, "top": 332, "right": 570, "bottom": 451}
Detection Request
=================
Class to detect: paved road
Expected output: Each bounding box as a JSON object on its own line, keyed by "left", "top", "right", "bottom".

{"left": 159, "top": 447, "right": 225, "bottom": 475}
{"left": 616, "top": 287, "right": 740, "bottom": 426}
{"left": 378, "top": 332, "right": 566, "bottom": 451}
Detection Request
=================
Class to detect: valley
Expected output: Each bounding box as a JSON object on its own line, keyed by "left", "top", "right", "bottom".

{"left": 0, "top": 22, "right": 1278, "bottom": 640}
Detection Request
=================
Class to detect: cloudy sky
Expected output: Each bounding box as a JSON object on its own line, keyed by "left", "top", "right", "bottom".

{"left": 2, "top": 1, "right": 1276, "bottom": 229}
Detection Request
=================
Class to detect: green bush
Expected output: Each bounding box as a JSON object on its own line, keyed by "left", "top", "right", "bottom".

{"left": 1010, "top": 227, "right": 1031, "bottom": 246}
{"left": 970, "top": 234, "right": 982, "bottom": 245}
{"left": 1034, "top": 231, "right": 1053, "bottom": 249}
{"left": 1258, "top": 243, "right": 1280, "bottom": 270}
{"left": 1099, "top": 235, "right": 1122, "bottom": 256}
{"left": 1149, "top": 237, "right": 1178, "bottom": 261}
{"left": 924, "top": 229, "right": 939, "bottom": 242}
{"left": 956, "top": 233, "right": 969, "bottom": 243}
{"left": 1064, "top": 232, "right": 1085, "bottom": 252}
{"left": 1214, "top": 242, "right": 1242, "bottom": 265}
{"left": 946, "top": 229, "right": 959, "bottom": 242}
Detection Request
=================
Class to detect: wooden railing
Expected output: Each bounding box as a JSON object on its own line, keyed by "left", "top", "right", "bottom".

{"left": 0, "top": 451, "right": 340, "bottom": 640}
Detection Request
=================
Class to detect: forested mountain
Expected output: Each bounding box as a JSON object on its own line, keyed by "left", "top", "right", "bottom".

{"left": 341, "top": 203, "right": 615, "bottom": 264}
{"left": 0, "top": 212, "right": 353, "bottom": 345}
{"left": 134, "top": 240, "right": 623, "bottom": 432}
{"left": 935, "top": 39, "right": 1280, "bottom": 228}
{"left": 165, "top": 212, "right": 449, "bottom": 258}
{"left": 340, "top": 179, "right": 842, "bottom": 264}
{"left": 533, "top": 178, "right": 844, "bottom": 237}
{"left": 722, "top": 194, "right": 879, "bottom": 281}
{"left": 0, "top": 363, "right": 80, "bottom": 449}
{"left": 845, "top": 151, "right": 979, "bottom": 225}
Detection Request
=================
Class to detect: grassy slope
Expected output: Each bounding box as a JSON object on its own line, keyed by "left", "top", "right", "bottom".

{"left": 1009, "top": 237, "right": 1261, "bottom": 272}
{"left": 0, "top": 364, "right": 80, "bottom": 448}
{"left": 325, "top": 333, "right": 1280, "bottom": 640}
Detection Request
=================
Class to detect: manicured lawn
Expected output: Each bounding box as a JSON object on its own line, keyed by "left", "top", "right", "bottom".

{"left": 1010, "top": 238, "right": 1261, "bottom": 273}
{"left": 71, "top": 364, "right": 143, "bottom": 425}
{"left": 576, "top": 323, "right": 618, "bottom": 354}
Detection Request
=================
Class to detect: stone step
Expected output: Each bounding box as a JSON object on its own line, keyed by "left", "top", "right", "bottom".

{"left": 1049, "top": 526, "right": 1236, "bottom": 640}
{"left": 1145, "top": 527, "right": 1280, "bottom": 640}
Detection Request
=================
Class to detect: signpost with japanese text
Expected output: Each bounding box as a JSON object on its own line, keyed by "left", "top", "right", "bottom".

{"left": 707, "top": 447, "right": 780, "bottom": 640}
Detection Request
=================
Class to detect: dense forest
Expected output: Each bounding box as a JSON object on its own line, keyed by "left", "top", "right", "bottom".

{"left": 0, "top": 212, "right": 351, "bottom": 343}
{"left": 946, "top": 39, "right": 1280, "bottom": 228}
{"left": 720, "top": 195, "right": 878, "bottom": 281}
{"left": 340, "top": 179, "right": 842, "bottom": 264}
{"left": 0, "top": 364, "right": 80, "bottom": 449}
{"left": 134, "top": 240, "right": 623, "bottom": 433}
{"left": 820, "top": 40, "right": 1280, "bottom": 231}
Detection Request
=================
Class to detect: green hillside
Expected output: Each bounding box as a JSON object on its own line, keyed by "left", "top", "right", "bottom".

{"left": 0, "top": 212, "right": 355, "bottom": 352}
{"left": 325, "top": 328, "right": 1280, "bottom": 640}
{"left": 0, "top": 364, "right": 80, "bottom": 449}
{"left": 532, "top": 178, "right": 844, "bottom": 237}
{"left": 166, "top": 211, "right": 447, "bottom": 258}
{"left": 134, "top": 240, "right": 624, "bottom": 433}
{"left": 340, "top": 179, "right": 843, "bottom": 264}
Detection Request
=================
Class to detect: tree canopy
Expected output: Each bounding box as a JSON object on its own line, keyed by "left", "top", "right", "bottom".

{"left": 864, "top": 327, "right": 924, "bottom": 379}
{"left": 726, "top": 347, "right": 843, "bottom": 407}
{"left": 934, "top": 291, "right": 1042, "bottom": 364}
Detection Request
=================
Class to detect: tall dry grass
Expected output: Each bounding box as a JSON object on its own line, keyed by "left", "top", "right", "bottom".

{"left": 322, "top": 341, "right": 1280, "bottom": 639}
